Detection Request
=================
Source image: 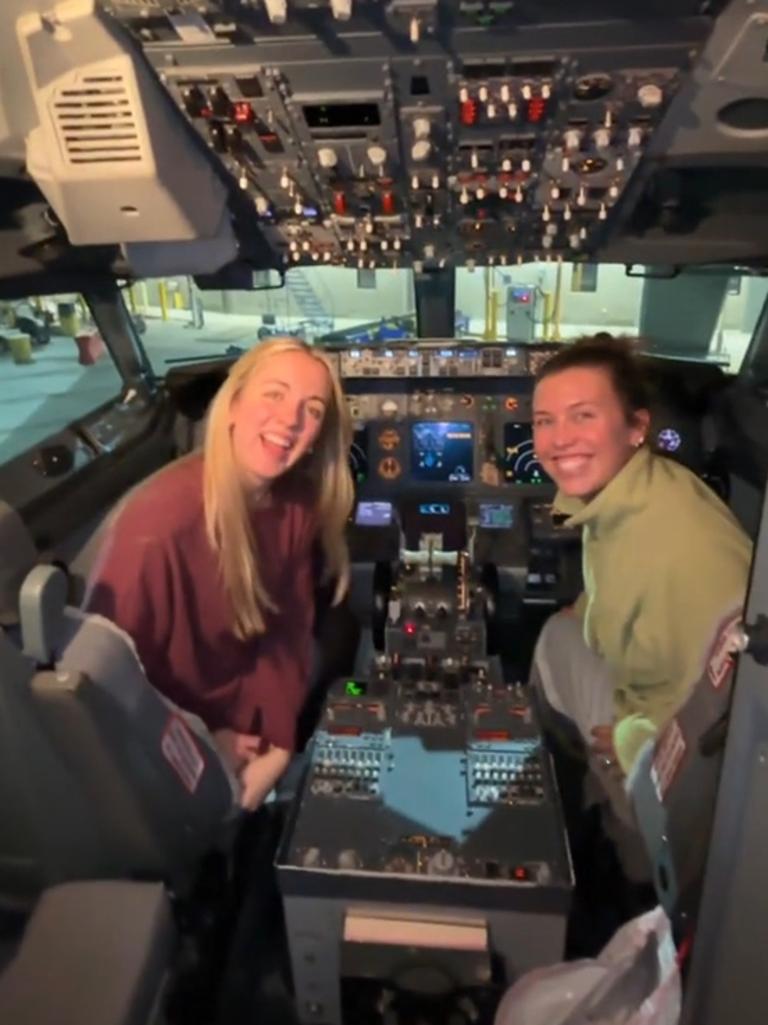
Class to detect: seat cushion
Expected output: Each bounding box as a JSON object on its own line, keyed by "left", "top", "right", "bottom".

{"left": 0, "top": 881, "right": 174, "bottom": 1025}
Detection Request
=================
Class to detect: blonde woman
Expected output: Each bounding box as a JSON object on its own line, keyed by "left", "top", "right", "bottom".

{"left": 86, "top": 338, "right": 354, "bottom": 810}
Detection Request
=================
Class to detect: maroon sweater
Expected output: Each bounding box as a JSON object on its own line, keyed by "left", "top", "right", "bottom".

{"left": 85, "top": 455, "right": 317, "bottom": 750}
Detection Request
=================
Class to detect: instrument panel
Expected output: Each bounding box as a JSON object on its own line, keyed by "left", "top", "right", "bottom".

{"left": 102, "top": 1, "right": 714, "bottom": 269}
{"left": 326, "top": 341, "right": 555, "bottom": 492}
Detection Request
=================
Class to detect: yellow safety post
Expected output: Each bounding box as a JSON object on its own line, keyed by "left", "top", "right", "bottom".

{"left": 57, "top": 301, "right": 80, "bottom": 337}
{"left": 541, "top": 291, "right": 553, "bottom": 340}
{"left": 9, "top": 334, "right": 33, "bottom": 364}
{"left": 483, "top": 266, "right": 500, "bottom": 340}
{"left": 127, "top": 286, "right": 137, "bottom": 314}
{"left": 552, "top": 259, "right": 563, "bottom": 341}
{"left": 173, "top": 289, "right": 184, "bottom": 310}
{"left": 158, "top": 281, "right": 169, "bottom": 321}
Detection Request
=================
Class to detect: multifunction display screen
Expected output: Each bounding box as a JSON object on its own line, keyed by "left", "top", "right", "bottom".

{"left": 411, "top": 421, "right": 474, "bottom": 483}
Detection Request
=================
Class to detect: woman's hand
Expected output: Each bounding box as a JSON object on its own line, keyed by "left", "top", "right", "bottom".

{"left": 212, "top": 728, "right": 262, "bottom": 774}
{"left": 238, "top": 745, "right": 292, "bottom": 811}
{"left": 590, "top": 724, "right": 621, "bottom": 772}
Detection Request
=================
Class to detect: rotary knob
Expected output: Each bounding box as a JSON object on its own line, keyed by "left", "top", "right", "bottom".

{"left": 411, "top": 139, "right": 432, "bottom": 162}
{"left": 367, "top": 144, "right": 387, "bottom": 166}
{"left": 338, "top": 848, "right": 363, "bottom": 871}
{"left": 637, "top": 83, "right": 663, "bottom": 109}
{"left": 302, "top": 847, "right": 322, "bottom": 868}
{"left": 318, "top": 146, "right": 338, "bottom": 169}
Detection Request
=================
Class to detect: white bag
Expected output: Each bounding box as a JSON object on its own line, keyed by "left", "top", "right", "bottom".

{"left": 494, "top": 906, "right": 681, "bottom": 1025}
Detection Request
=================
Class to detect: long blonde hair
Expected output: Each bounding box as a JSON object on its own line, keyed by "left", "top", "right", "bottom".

{"left": 203, "top": 337, "right": 353, "bottom": 639}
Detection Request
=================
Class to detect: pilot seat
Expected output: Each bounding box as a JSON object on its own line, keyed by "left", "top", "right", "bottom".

{"left": 0, "top": 550, "right": 237, "bottom": 909}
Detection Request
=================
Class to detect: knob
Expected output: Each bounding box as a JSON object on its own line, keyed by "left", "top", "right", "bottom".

{"left": 331, "top": 0, "right": 352, "bottom": 19}
{"left": 637, "top": 83, "right": 663, "bottom": 109}
{"left": 411, "top": 139, "right": 431, "bottom": 162}
{"left": 413, "top": 117, "right": 431, "bottom": 139}
{"left": 264, "top": 0, "right": 287, "bottom": 23}
{"left": 338, "top": 849, "right": 362, "bottom": 871}
{"left": 593, "top": 127, "right": 611, "bottom": 149}
{"left": 367, "top": 144, "right": 387, "bottom": 165}
{"left": 302, "top": 847, "right": 322, "bottom": 868}
{"left": 563, "top": 128, "right": 581, "bottom": 151}
{"left": 318, "top": 146, "right": 338, "bottom": 168}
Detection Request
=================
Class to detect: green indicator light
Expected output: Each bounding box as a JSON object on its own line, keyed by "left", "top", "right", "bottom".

{"left": 345, "top": 680, "right": 365, "bottom": 696}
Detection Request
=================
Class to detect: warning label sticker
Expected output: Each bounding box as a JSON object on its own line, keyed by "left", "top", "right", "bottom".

{"left": 161, "top": 715, "right": 205, "bottom": 794}
{"left": 707, "top": 613, "right": 742, "bottom": 691}
{"left": 651, "top": 718, "right": 687, "bottom": 802}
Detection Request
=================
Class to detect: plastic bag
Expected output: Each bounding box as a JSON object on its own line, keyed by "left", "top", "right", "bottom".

{"left": 494, "top": 906, "right": 681, "bottom": 1025}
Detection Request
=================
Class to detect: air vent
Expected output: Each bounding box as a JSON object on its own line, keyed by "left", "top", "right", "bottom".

{"left": 52, "top": 73, "right": 143, "bottom": 165}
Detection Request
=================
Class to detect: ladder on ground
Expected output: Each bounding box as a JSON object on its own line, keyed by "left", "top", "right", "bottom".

{"left": 286, "top": 269, "right": 329, "bottom": 322}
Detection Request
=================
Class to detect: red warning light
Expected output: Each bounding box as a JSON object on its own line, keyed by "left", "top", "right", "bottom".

{"left": 460, "top": 100, "right": 478, "bottom": 126}
{"left": 381, "top": 191, "right": 395, "bottom": 215}
{"left": 512, "top": 866, "right": 530, "bottom": 881}
{"left": 233, "top": 101, "right": 255, "bottom": 124}
{"left": 333, "top": 191, "right": 347, "bottom": 215}
{"left": 527, "top": 98, "right": 547, "bottom": 123}
{"left": 404, "top": 622, "right": 417, "bottom": 636}
{"left": 474, "top": 729, "right": 512, "bottom": 742}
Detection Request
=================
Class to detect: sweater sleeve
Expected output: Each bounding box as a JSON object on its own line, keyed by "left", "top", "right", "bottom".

{"left": 613, "top": 542, "right": 750, "bottom": 772}
{"left": 84, "top": 514, "right": 174, "bottom": 680}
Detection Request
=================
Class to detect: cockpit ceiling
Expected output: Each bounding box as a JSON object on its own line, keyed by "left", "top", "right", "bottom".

{"left": 0, "top": 0, "right": 767, "bottom": 291}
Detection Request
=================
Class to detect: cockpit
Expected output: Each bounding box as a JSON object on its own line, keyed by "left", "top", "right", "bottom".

{"left": 2, "top": 2, "right": 768, "bottom": 1025}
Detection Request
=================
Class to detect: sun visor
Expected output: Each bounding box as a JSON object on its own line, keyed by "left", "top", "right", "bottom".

{"left": 16, "top": 0, "right": 236, "bottom": 257}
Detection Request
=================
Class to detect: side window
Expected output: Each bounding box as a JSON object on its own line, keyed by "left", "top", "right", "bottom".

{"left": 0, "top": 294, "right": 123, "bottom": 465}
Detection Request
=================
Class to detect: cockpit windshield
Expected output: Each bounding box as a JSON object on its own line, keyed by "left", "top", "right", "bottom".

{"left": 125, "top": 263, "right": 768, "bottom": 376}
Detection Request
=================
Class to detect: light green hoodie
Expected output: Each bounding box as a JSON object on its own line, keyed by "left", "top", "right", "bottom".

{"left": 555, "top": 446, "right": 752, "bottom": 772}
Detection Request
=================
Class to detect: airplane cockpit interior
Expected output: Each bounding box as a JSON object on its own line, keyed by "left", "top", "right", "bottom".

{"left": 3, "top": 1, "right": 768, "bottom": 1023}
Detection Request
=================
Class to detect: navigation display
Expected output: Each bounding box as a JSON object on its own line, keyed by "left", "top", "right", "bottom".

{"left": 411, "top": 421, "right": 473, "bottom": 483}
{"left": 355, "top": 501, "right": 393, "bottom": 527}
{"left": 503, "top": 422, "right": 550, "bottom": 485}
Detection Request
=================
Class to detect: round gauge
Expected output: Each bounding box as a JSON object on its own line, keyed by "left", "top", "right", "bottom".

{"left": 426, "top": 848, "right": 458, "bottom": 876}
{"left": 505, "top": 396, "right": 519, "bottom": 412}
{"left": 378, "top": 456, "right": 402, "bottom": 480}
{"left": 573, "top": 73, "right": 614, "bottom": 101}
{"left": 575, "top": 156, "right": 608, "bottom": 175}
{"left": 377, "top": 427, "right": 401, "bottom": 451}
{"left": 657, "top": 427, "right": 682, "bottom": 453}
